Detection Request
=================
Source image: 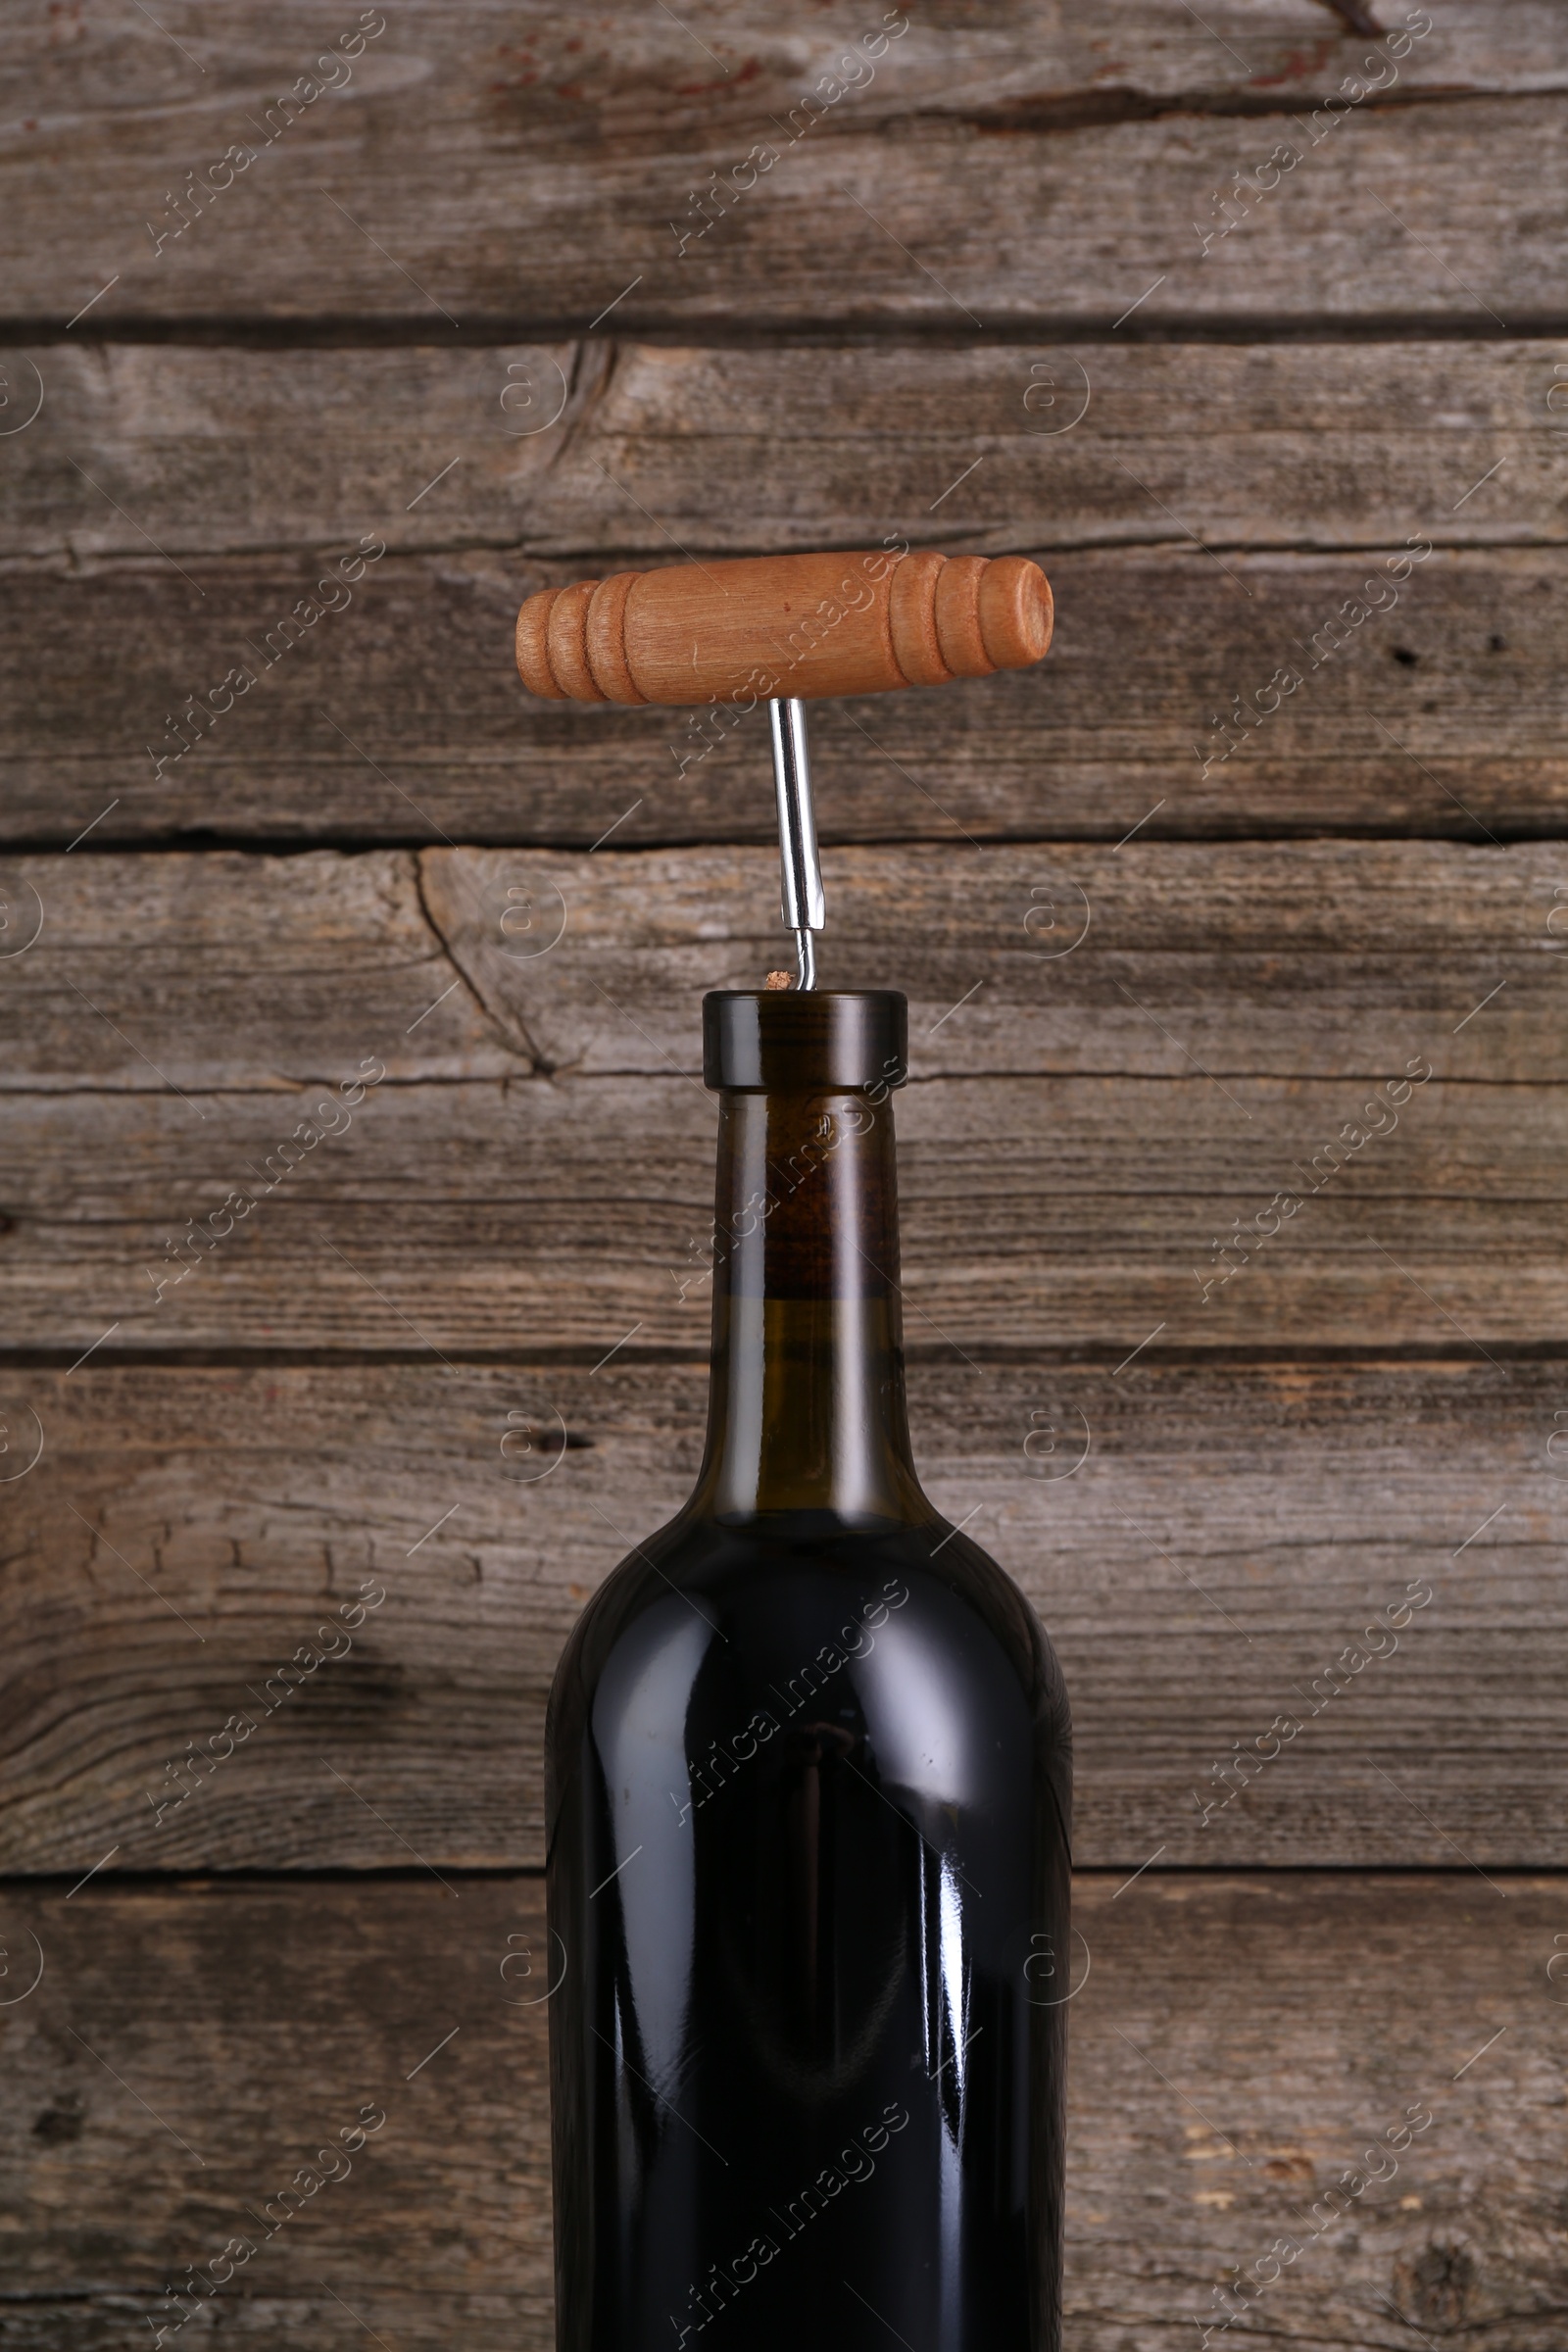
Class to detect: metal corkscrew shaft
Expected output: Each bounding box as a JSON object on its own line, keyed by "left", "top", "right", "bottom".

{"left": 769, "top": 699, "right": 823, "bottom": 991}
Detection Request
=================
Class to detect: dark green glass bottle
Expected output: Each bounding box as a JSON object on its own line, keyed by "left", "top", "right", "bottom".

{"left": 546, "top": 989, "right": 1072, "bottom": 2351}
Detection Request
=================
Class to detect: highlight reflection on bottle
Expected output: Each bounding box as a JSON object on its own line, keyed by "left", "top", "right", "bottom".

{"left": 547, "top": 991, "right": 1071, "bottom": 2351}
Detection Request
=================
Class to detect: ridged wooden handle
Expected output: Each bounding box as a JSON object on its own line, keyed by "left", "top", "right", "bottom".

{"left": 514, "top": 548, "right": 1053, "bottom": 707}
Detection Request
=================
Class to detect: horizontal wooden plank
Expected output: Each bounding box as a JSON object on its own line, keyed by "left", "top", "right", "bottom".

{"left": 2, "top": 1872, "right": 1563, "bottom": 2349}
{"left": 0, "top": 1068, "right": 1560, "bottom": 1350}
{"left": 0, "top": 1875, "right": 554, "bottom": 2343}
{"left": 0, "top": 1359, "right": 1561, "bottom": 1873}
{"left": 1, "top": 841, "right": 1560, "bottom": 1087}
{"left": 0, "top": 862, "right": 1556, "bottom": 1350}
{"left": 417, "top": 839, "right": 1564, "bottom": 1081}
{"left": 5, "top": 5, "right": 1564, "bottom": 327}
{"left": 1069, "top": 1872, "right": 1564, "bottom": 2352}
{"left": 10, "top": 340, "right": 1568, "bottom": 561}
{"left": 4, "top": 548, "right": 1566, "bottom": 846}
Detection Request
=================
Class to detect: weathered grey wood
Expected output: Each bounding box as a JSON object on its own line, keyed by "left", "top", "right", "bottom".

{"left": 1, "top": 1871, "right": 1562, "bottom": 2347}
{"left": 0, "top": 1875, "right": 554, "bottom": 2342}
{"left": 1066, "top": 1872, "right": 1566, "bottom": 2352}
{"left": 0, "top": 841, "right": 1560, "bottom": 1087}
{"left": 4, "top": 4, "right": 1563, "bottom": 326}
{"left": 4, "top": 548, "right": 1565, "bottom": 846}
{"left": 0, "top": 1359, "right": 1560, "bottom": 1873}
{"left": 10, "top": 341, "right": 1568, "bottom": 561}
{"left": 416, "top": 839, "right": 1567, "bottom": 1082}
{"left": 0, "top": 1065, "right": 1558, "bottom": 1352}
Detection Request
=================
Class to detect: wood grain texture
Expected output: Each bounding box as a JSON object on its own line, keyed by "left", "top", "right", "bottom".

{"left": 0, "top": 1067, "right": 1559, "bottom": 1352}
{"left": 0, "top": 1359, "right": 1559, "bottom": 1873}
{"left": 0, "top": 846, "right": 1557, "bottom": 1352}
{"left": 3, "top": 547, "right": 1565, "bottom": 847}
{"left": 3, "top": 841, "right": 1558, "bottom": 1087}
{"left": 8, "top": 341, "right": 1566, "bottom": 564}
{"left": 1, "top": 1872, "right": 1564, "bottom": 2347}
{"left": 412, "top": 839, "right": 1564, "bottom": 1082}
{"left": 4, "top": 3, "right": 1564, "bottom": 327}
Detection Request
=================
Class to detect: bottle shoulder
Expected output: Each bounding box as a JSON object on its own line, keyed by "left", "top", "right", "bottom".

{"left": 545, "top": 1502, "right": 1073, "bottom": 1867}
{"left": 549, "top": 1502, "right": 1066, "bottom": 1732}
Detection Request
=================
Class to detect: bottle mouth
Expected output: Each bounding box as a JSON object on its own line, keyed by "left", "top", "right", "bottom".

{"left": 703, "top": 990, "right": 908, "bottom": 1094}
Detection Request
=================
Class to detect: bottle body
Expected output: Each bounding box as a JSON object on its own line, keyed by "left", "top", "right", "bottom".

{"left": 546, "top": 994, "right": 1071, "bottom": 2351}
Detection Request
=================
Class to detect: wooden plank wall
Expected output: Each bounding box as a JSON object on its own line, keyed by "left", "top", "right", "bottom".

{"left": 2, "top": 4, "right": 1565, "bottom": 2344}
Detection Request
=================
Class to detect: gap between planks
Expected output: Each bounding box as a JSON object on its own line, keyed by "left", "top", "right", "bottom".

{"left": 1, "top": 1342, "right": 1566, "bottom": 1371}
{"left": 7, "top": 315, "right": 1568, "bottom": 350}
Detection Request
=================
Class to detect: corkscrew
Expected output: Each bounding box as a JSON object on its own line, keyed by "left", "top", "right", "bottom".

{"left": 515, "top": 547, "right": 1054, "bottom": 990}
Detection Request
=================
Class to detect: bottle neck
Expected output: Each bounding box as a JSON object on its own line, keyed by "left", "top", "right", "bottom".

{"left": 690, "top": 1085, "right": 925, "bottom": 1526}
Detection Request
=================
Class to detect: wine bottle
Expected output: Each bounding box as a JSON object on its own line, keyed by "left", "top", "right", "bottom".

{"left": 546, "top": 988, "right": 1073, "bottom": 2352}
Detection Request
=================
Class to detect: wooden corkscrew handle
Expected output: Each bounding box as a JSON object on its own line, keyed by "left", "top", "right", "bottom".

{"left": 514, "top": 547, "right": 1053, "bottom": 707}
